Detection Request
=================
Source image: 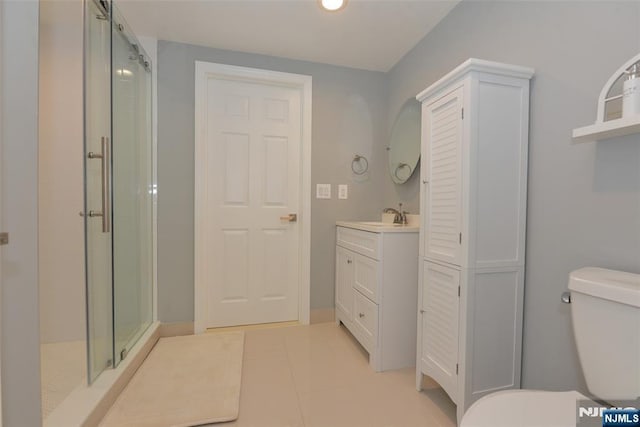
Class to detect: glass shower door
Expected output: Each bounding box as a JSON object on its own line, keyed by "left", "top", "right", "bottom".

{"left": 84, "top": 0, "right": 114, "bottom": 383}
{"left": 111, "top": 9, "right": 153, "bottom": 366}
{"left": 84, "top": 0, "right": 154, "bottom": 381}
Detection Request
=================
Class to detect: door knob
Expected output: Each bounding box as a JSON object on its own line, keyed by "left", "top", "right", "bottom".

{"left": 280, "top": 213, "right": 297, "bottom": 222}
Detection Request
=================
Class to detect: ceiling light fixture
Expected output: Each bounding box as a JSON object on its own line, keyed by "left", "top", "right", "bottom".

{"left": 319, "top": 0, "right": 347, "bottom": 12}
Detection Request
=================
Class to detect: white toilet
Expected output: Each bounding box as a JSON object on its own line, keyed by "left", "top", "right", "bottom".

{"left": 461, "top": 267, "right": 640, "bottom": 427}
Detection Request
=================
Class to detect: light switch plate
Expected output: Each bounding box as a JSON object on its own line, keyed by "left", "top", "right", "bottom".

{"left": 316, "top": 184, "right": 331, "bottom": 199}
{"left": 338, "top": 184, "right": 348, "bottom": 199}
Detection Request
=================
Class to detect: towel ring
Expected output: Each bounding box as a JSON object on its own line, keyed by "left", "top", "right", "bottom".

{"left": 351, "top": 155, "right": 369, "bottom": 175}
{"left": 394, "top": 162, "right": 412, "bottom": 180}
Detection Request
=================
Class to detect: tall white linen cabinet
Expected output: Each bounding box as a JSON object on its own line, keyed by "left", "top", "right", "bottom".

{"left": 415, "top": 59, "right": 534, "bottom": 423}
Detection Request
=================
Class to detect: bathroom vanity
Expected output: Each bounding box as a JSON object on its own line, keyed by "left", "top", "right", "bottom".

{"left": 334, "top": 221, "right": 418, "bottom": 372}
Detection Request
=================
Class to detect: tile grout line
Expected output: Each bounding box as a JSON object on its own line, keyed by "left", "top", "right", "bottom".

{"left": 283, "top": 328, "right": 308, "bottom": 427}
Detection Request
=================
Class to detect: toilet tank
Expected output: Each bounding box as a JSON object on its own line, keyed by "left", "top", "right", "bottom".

{"left": 569, "top": 267, "right": 640, "bottom": 401}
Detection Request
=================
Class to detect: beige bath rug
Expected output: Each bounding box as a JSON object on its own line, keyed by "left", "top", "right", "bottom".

{"left": 100, "top": 332, "right": 244, "bottom": 427}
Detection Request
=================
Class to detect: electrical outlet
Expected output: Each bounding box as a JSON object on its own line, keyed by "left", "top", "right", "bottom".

{"left": 338, "top": 184, "right": 348, "bottom": 199}
{"left": 316, "top": 184, "right": 331, "bottom": 199}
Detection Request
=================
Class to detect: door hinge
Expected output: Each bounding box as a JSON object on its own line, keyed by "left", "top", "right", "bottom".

{"left": 461, "top": 108, "right": 464, "bottom": 119}
{"left": 458, "top": 286, "right": 460, "bottom": 297}
{"left": 459, "top": 232, "right": 462, "bottom": 244}
{"left": 456, "top": 363, "right": 459, "bottom": 375}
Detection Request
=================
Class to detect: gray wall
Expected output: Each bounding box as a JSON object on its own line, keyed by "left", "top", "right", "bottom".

{"left": 38, "top": 0, "right": 86, "bottom": 344}
{"left": 1, "top": 1, "right": 43, "bottom": 425}
{"left": 384, "top": 1, "right": 640, "bottom": 394}
{"left": 157, "top": 41, "right": 388, "bottom": 322}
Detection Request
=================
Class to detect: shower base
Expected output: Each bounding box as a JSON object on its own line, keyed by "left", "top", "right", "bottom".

{"left": 43, "top": 322, "right": 160, "bottom": 427}
{"left": 40, "top": 340, "right": 87, "bottom": 420}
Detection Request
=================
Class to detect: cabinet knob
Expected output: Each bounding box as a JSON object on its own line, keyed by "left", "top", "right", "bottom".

{"left": 347, "top": 259, "right": 352, "bottom": 264}
{"left": 358, "top": 313, "right": 365, "bottom": 318}
{"left": 419, "top": 309, "right": 425, "bottom": 314}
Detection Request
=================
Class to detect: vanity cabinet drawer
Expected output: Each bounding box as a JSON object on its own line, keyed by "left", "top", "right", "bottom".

{"left": 354, "top": 254, "right": 380, "bottom": 303}
{"left": 336, "top": 227, "right": 380, "bottom": 260}
{"left": 352, "top": 290, "right": 378, "bottom": 353}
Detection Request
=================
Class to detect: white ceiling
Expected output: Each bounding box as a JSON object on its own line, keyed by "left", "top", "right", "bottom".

{"left": 116, "top": 0, "right": 460, "bottom": 72}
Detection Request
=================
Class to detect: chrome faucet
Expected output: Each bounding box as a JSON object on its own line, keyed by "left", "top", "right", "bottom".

{"left": 383, "top": 203, "right": 408, "bottom": 225}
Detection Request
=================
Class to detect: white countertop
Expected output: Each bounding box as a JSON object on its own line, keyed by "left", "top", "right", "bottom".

{"left": 336, "top": 221, "right": 419, "bottom": 233}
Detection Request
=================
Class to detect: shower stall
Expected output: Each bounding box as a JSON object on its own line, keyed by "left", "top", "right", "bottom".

{"left": 38, "top": 0, "right": 155, "bottom": 420}
{"left": 85, "top": 0, "right": 154, "bottom": 383}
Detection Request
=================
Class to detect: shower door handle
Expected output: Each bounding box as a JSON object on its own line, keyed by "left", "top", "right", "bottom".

{"left": 87, "top": 137, "right": 111, "bottom": 233}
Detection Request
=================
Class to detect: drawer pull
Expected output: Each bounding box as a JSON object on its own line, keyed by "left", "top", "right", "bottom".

{"left": 358, "top": 312, "right": 365, "bottom": 318}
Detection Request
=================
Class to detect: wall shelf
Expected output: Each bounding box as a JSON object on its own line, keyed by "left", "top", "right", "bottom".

{"left": 572, "top": 52, "right": 640, "bottom": 143}
{"left": 572, "top": 115, "right": 640, "bottom": 143}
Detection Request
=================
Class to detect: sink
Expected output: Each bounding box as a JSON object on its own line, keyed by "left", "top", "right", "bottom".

{"left": 358, "top": 221, "right": 403, "bottom": 227}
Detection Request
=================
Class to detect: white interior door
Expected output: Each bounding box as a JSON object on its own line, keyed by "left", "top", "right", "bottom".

{"left": 198, "top": 68, "right": 304, "bottom": 328}
{"left": 0, "top": 157, "right": 3, "bottom": 427}
{"left": 0, "top": 1, "right": 4, "bottom": 418}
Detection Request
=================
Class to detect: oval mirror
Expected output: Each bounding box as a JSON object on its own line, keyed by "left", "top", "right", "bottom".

{"left": 388, "top": 99, "right": 421, "bottom": 184}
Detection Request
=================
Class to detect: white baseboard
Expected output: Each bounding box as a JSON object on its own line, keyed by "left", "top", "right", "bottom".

{"left": 310, "top": 308, "right": 335, "bottom": 324}
{"left": 160, "top": 322, "right": 194, "bottom": 337}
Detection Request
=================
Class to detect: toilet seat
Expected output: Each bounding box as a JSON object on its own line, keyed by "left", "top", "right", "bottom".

{"left": 460, "top": 389, "right": 589, "bottom": 427}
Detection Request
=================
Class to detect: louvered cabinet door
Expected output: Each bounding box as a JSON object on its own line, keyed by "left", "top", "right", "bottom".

{"left": 420, "top": 260, "right": 460, "bottom": 403}
{"left": 423, "top": 87, "right": 463, "bottom": 266}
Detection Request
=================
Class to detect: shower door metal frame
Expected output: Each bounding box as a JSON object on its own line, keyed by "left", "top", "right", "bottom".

{"left": 83, "top": 0, "right": 115, "bottom": 384}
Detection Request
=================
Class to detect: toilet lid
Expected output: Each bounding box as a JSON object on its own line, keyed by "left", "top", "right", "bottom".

{"left": 460, "top": 390, "right": 590, "bottom": 427}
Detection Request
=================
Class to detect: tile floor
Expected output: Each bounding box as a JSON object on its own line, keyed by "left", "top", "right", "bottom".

{"left": 214, "top": 322, "right": 456, "bottom": 427}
